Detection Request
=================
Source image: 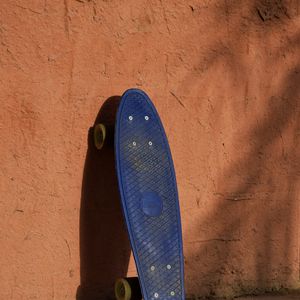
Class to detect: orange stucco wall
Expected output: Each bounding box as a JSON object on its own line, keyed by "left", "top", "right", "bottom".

{"left": 1, "top": 1, "right": 299, "bottom": 299}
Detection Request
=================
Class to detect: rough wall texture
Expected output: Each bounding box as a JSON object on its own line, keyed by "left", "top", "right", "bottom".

{"left": 0, "top": 0, "right": 300, "bottom": 299}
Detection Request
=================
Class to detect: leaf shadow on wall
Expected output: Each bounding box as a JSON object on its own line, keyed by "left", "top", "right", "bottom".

{"left": 180, "top": 2, "right": 300, "bottom": 297}
{"left": 186, "top": 65, "right": 300, "bottom": 297}
{"left": 76, "top": 96, "right": 131, "bottom": 300}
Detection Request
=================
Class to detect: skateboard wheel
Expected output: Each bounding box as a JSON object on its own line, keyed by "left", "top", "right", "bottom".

{"left": 114, "top": 277, "right": 141, "bottom": 300}
{"left": 114, "top": 278, "right": 131, "bottom": 300}
{"left": 93, "top": 123, "right": 106, "bottom": 150}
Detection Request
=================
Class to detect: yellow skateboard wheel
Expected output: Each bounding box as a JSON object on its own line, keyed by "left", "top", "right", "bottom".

{"left": 93, "top": 123, "right": 106, "bottom": 150}
{"left": 115, "top": 278, "right": 132, "bottom": 300}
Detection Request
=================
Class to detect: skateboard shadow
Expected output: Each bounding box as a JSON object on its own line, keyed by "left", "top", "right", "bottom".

{"left": 76, "top": 96, "right": 131, "bottom": 300}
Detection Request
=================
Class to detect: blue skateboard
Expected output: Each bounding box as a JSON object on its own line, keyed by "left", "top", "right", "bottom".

{"left": 94, "top": 89, "right": 185, "bottom": 300}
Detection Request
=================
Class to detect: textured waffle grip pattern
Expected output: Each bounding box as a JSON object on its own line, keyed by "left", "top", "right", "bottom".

{"left": 115, "top": 89, "right": 184, "bottom": 300}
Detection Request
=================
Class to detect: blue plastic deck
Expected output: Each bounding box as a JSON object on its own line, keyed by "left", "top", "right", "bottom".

{"left": 115, "top": 89, "right": 185, "bottom": 300}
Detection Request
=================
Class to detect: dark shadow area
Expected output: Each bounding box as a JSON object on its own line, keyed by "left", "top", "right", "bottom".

{"left": 179, "top": 1, "right": 300, "bottom": 298}
{"left": 76, "top": 96, "right": 131, "bottom": 300}
{"left": 187, "top": 65, "right": 300, "bottom": 297}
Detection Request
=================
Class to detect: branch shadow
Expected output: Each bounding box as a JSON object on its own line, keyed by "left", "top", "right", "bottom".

{"left": 176, "top": 1, "right": 300, "bottom": 298}
{"left": 188, "top": 66, "right": 299, "bottom": 297}
{"left": 76, "top": 96, "right": 131, "bottom": 300}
